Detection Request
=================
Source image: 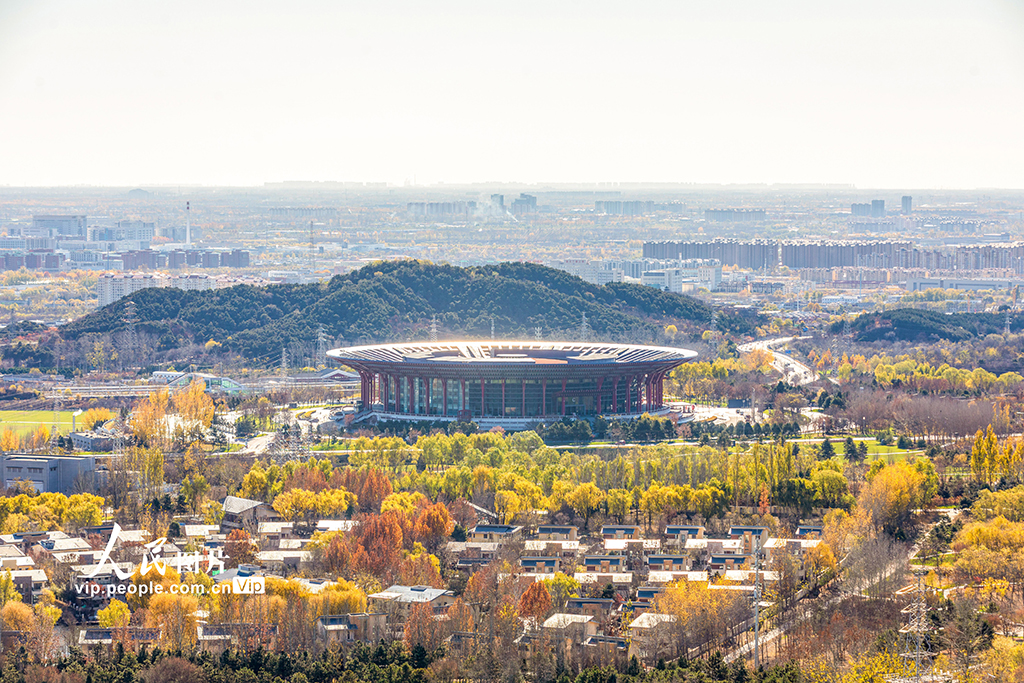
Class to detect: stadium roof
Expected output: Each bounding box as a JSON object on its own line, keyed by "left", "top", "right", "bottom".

{"left": 328, "top": 341, "right": 697, "bottom": 367}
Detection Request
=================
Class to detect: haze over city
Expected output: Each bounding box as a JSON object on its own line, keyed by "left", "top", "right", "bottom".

{"left": 3, "top": 2, "right": 1024, "bottom": 682}
{"left": 2, "top": 0, "right": 1024, "bottom": 187}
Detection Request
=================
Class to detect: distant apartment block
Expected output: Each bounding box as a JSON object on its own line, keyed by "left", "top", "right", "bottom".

{"left": 850, "top": 200, "right": 886, "bottom": 218}
{"left": 546, "top": 258, "right": 624, "bottom": 286}
{"left": 595, "top": 200, "right": 654, "bottom": 216}
{"left": 30, "top": 215, "right": 87, "bottom": 238}
{"left": 511, "top": 193, "right": 537, "bottom": 215}
{"left": 89, "top": 221, "right": 156, "bottom": 244}
{"left": 902, "top": 195, "right": 912, "bottom": 214}
{"left": 268, "top": 207, "right": 339, "bottom": 219}
{"left": 406, "top": 201, "right": 477, "bottom": 218}
{"left": 97, "top": 272, "right": 270, "bottom": 306}
{"left": 704, "top": 208, "right": 765, "bottom": 222}
{"left": 643, "top": 240, "right": 778, "bottom": 270}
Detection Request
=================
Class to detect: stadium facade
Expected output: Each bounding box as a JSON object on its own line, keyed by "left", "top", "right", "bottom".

{"left": 327, "top": 341, "right": 697, "bottom": 428}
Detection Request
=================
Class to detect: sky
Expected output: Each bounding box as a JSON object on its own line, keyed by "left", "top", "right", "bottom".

{"left": 1, "top": 0, "right": 1023, "bottom": 188}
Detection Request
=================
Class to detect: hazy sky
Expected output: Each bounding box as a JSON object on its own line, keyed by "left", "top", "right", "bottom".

{"left": 1, "top": 0, "right": 1023, "bottom": 188}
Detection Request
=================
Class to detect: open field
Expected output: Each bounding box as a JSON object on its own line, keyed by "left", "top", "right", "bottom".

{"left": 0, "top": 409, "right": 76, "bottom": 435}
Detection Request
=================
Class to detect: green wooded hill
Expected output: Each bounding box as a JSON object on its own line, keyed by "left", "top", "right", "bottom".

{"left": 62, "top": 260, "right": 734, "bottom": 357}
{"left": 842, "top": 307, "right": 1024, "bottom": 342}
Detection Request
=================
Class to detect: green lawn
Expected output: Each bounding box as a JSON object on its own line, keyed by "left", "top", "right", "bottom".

{"left": 0, "top": 409, "right": 76, "bottom": 435}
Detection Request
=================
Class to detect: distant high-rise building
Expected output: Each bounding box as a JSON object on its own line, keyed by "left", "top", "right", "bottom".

{"left": 31, "top": 215, "right": 87, "bottom": 238}
{"left": 490, "top": 194, "right": 505, "bottom": 212}
{"left": 871, "top": 200, "right": 885, "bottom": 218}
{"left": 407, "top": 201, "right": 476, "bottom": 218}
{"left": 902, "top": 196, "right": 912, "bottom": 214}
{"left": 644, "top": 239, "right": 778, "bottom": 270}
{"left": 851, "top": 203, "right": 872, "bottom": 217}
{"left": 596, "top": 200, "right": 655, "bottom": 216}
{"left": 511, "top": 194, "right": 537, "bottom": 215}
{"left": 704, "top": 208, "right": 766, "bottom": 222}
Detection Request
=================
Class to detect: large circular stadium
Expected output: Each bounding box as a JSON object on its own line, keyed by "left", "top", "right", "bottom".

{"left": 328, "top": 341, "right": 698, "bottom": 428}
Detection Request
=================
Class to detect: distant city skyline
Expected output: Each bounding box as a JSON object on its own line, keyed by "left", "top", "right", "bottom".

{"left": 1, "top": 0, "right": 1023, "bottom": 188}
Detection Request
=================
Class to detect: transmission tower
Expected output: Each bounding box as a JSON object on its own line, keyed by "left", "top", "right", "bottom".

{"left": 280, "top": 348, "right": 288, "bottom": 375}
{"left": 316, "top": 325, "right": 328, "bottom": 367}
{"left": 752, "top": 532, "right": 763, "bottom": 668}
{"left": 490, "top": 316, "right": 495, "bottom": 341}
{"left": 122, "top": 300, "right": 139, "bottom": 368}
{"left": 1005, "top": 308, "right": 1012, "bottom": 337}
{"left": 291, "top": 422, "right": 307, "bottom": 460}
{"left": 898, "top": 573, "right": 933, "bottom": 682}
{"left": 534, "top": 326, "right": 543, "bottom": 341}
{"left": 579, "top": 312, "right": 590, "bottom": 342}
{"left": 430, "top": 315, "right": 438, "bottom": 343}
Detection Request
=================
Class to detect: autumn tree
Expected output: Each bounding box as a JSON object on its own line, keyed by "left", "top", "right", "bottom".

{"left": 518, "top": 580, "right": 553, "bottom": 622}
{"left": 360, "top": 468, "right": 393, "bottom": 512}
{"left": 858, "top": 459, "right": 937, "bottom": 538}
{"left": 97, "top": 598, "right": 131, "bottom": 629}
{"left": 606, "top": 488, "right": 631, "bottom": 524}
{"left": 404, "top": 602, "right": 442, "bottom": 652}
{"left": 224, "top": 529, "right": 258, "bottom": 568}
{"left": 542, "top": 572, "right": 580, "bottom": 610}
{"left": 148, "top": 592, "right": 200, "bottom": 651}
{"left": 354, "top": 512, "right": 404, "bottom": 579}
{"left": 414, "top": 502, "right": 454, "bottom": 552}
{"left": 566, "top": 482, "right": 606, "bottom": 531}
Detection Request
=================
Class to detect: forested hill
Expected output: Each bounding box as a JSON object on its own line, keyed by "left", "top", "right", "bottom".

{"left": 61, "top": 260, "right": 738, "bottom": 357}
{"left": 842, "top": 307, "right": 1024, "bottom": 343}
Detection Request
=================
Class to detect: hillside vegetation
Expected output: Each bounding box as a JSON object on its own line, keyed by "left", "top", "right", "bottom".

{"left": 61, "top": 260, "right": 735, "bottom": 357}
{"left": 845, "top": 308, "right": 1023, "bottom": 343}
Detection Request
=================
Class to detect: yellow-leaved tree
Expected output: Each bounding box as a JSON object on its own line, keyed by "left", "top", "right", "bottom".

{"left": 97, "top": 598, "right": 131, "bottom": 629}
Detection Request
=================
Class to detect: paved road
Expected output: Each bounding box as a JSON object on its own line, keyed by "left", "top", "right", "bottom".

{"left": 738, "top": 336, "right": 824, "bottom": 386}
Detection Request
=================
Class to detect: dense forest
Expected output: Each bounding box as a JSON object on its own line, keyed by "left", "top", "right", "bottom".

{"left": 59, "top": 261, "right": 755, "bottom": 358}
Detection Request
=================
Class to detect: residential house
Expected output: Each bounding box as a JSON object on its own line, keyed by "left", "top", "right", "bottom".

{"left": 79, "top": 627, "right": 162, "bottom": 653}
{"left": 221, "top": 496, "right": 279, "bottom": 534}
{"left": 197, "top": 623, "right": 277, "bottom": 654}
{"left": 627, "top": 612, "right": 679, "bottom": 664}
{"left": 536, "top": 525, "right": 578, "bottom": 541}
{"left": 519, "top": 556, "right": 560, "bottom": 574}
{"left": 763, "top": 537, "right": 822, "bottom": 580}
{"left": 565, "top": 597, "right": 615, "bottom": 620}
{"left": 368, "top": 585, "right": 455, "bottom": 622}
{"left": 646, "top": 555, "right": 691, "bottom": 572}
{"left": 467, "top": 524, "right": 523, "bottom": 544}
{"left": 316, "top": 613, "right": 387, "bottom": 645}
{"left": 541, "top": 613, "right": 598, "bottom": 665}
{"left": 584, "top": 635, "right": 629, "bottom": 668}
{"left": 647, "top": 570, "right": 708, "bottom": 586}
{"left": 664, "top": 525, "right": 705, "bottom": 547}
{"left": 600, "top": 525, "right": 643, "bottom": 540}
{"left": 728, "top": 526, "right": 769, "bottom": 554}
{"left": 635, "top": 585, "right": 667, "bottom": 604}
{"left": 9, "top": 568, "right": 47, "bottom": 603}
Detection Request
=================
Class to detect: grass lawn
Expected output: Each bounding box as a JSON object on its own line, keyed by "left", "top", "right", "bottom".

{"left": 911, "top": 553, "right": 956, "bottom": 569}
{"left": 0, "top": 409, "right": 76, "bottom": 435}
